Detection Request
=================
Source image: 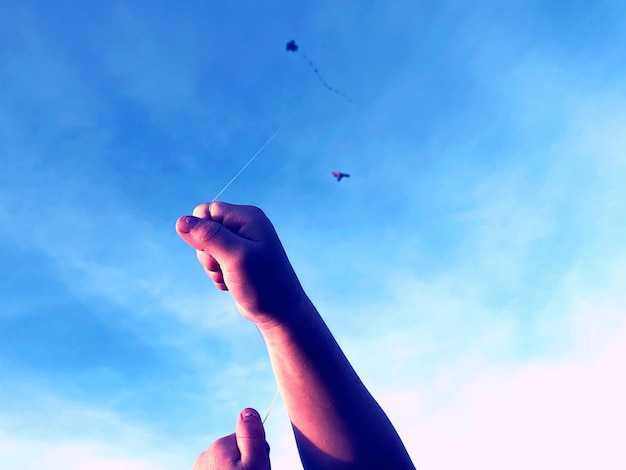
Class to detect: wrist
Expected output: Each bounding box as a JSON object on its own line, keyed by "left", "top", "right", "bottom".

{"left": 254, "top": 292, "right": 318, "bottom": 338}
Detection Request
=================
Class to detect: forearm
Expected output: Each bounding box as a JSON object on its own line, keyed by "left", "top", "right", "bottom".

{"left": 259, "top": 297, "right": 415, "bottom": 470}
{"left": 176, "top": 204, "right": 414, "bottom": 468}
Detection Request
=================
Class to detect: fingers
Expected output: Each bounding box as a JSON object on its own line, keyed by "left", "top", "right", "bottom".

{"left": 196, "top": 250, "right": 227, "bottom": 289}
{"left": 236, "top": 408, "right": 270, "bottom": 468}
{"left": 192, "top": 203, "right": 211, "bottom": 219}
{"left": 192, "top": 433, "right": 238, "bottom": 470}
{"left": 189, "top": 203, "right": 228, "bottom": 289}
{"left": 192, "top": 409, "right": 270, "bottom": 470}
{"left": 176, "top": 202, "right": 269, "bottom": 291}
{"left": 175, "top": 214, "right": 242, "bottom": 261}
{"left": 191, "top": 201, "right": 247, "bottom": 228}
{"left": 196, "top": 250, "right": 220, "bottom": 272}
{"left": 176, "top": 202, "right": 263, "bottom": 256}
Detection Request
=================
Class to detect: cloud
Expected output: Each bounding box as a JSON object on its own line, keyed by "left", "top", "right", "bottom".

{"left": 0, "top": 387, "right": 191, "bottom": 470}
{"left": 383, "top": 297, "right": 626, "bottom": 470}
{"left": 0, "top": 436, "right": 166, "bottom": 470}
{"left": 261, "top": 294, "right": 626, "bottom": 470}
{"left": 300, "top": 76, "right": 626, "bottom": 469}
{"left": 2, "top": 4, "right": 625, "bottom": 470}
{"left": 270, "top": 255, "right": 626, "bottom": 470}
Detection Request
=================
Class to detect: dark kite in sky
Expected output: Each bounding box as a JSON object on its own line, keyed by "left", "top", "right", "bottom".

{"left": 286, "top": 40, "right": 352, "bottom": 103}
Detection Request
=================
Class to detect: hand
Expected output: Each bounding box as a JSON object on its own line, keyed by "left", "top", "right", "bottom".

{"left": 192, "top": 408, "right": 271, "bottom": 470}
{"left": 176, "top": 202, "right": 307, "bottom": 328}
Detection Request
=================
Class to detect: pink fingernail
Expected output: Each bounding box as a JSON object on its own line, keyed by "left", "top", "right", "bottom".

{"left": 178, "top": 216, "right": 199, "bottom": 233}
{"left": 242, "top": 409, "right": 261, "bottom": 421}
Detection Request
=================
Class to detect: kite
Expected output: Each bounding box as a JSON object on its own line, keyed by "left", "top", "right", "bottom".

{"left": 332, "top": 171, "right": 350, "bottom": 182}
{"left": 286, "top": 40, "right": 352, "bottom": 103}
{"left": 210, "top": 41, "right": 355, "bottom": 202}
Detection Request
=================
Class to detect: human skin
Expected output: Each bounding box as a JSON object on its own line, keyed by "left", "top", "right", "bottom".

{"left": 191, "top": 408, "right": 270, "bottom": 470}
{"left": 177, "top": 202, "right": 416, "bottom": 470}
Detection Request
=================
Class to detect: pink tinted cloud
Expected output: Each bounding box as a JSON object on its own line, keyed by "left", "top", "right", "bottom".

{"left": 382, "top": 300, "right": 626, "bottom": 470}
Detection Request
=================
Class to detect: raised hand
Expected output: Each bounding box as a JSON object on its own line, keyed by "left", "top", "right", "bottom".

{"left": 176, "top": 202, "right": 308, "bottom": 329}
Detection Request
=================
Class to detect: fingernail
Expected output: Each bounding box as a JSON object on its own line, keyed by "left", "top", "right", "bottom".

{"left": 242, "top": 408, "right": 261, "bottom": 422}
{"left": 178, "top": 216, "right": 200, "bottom": 233}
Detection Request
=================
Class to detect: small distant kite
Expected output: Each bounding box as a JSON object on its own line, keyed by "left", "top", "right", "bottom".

{"left": 286, "top": 40, "right": 352, "bottom": 103}
{"left": 332, "top": 171, "right": 350, "bottom": 182}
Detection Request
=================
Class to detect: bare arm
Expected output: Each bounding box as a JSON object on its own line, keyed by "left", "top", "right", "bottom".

{"left": 177, "top": 202, "right": 415, "bottom": 470}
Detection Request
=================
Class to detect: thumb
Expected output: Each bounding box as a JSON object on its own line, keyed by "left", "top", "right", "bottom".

{"left": 236, "top": 408, "right": 270, "bottom": 468}
{"left": 176, "top": 215, "right": 243, "bottom": 260}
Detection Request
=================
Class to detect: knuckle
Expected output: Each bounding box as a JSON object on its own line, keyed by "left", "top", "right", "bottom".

{"left": 192, "top": 203, "right": 211, "bottom": 218}
{"left": 198, "top": 221, "right": 223, "bottom": 244}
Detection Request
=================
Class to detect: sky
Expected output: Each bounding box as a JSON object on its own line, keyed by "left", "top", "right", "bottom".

{"left": 1, "top": 1, "right": 625, "bottom": 469}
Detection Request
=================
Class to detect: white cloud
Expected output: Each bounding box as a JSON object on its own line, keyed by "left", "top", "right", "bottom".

{"left": 382, "top": 297, "right": 626, "bottom": 470}
{"left": 0, "top": 389, "right": 192, "bottom": 470}
{"left": 0, "top": 435, "right": 173, "bottom": 470}
{"left": 263, "top": 296, "right": 626, "bottom": 470}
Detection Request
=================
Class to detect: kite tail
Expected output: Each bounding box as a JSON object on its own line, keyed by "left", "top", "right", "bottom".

{"left": 299, "top": 52, "right": 352, "bottom": 104}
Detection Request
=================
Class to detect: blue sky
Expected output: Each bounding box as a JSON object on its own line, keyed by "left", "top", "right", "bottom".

{"left": 1, "top": 1, "right": 625, "bottom": 469}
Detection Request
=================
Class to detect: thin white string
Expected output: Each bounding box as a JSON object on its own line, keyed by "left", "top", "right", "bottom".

{"left": 210, "top": 117, "right": 292, "bottom": 203}
{"left": 262, "top": 387, "right": 280, "bottom": 424}
{"left": 209, "top": 110, "right": 299, "bottom": 423}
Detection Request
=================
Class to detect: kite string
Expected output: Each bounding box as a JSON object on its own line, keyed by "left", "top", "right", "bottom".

{"left": 262, "top": 387, "right": 280, "bottom": 424}
{"left": 210, "top": 110, "right": 299, "bottom": 423}
{"left": 210, "top": 116, "right": 292, "bottom": 203}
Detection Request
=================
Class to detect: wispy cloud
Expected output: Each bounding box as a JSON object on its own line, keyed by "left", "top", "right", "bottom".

{"left": 2, "top": 3, "right": 625, "bottom": 469}
{"left": 0, "top": 386, "right": 191, "bottom": 470}
{"left": 386, "top": 297, "right": 626, "bottom": 469}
